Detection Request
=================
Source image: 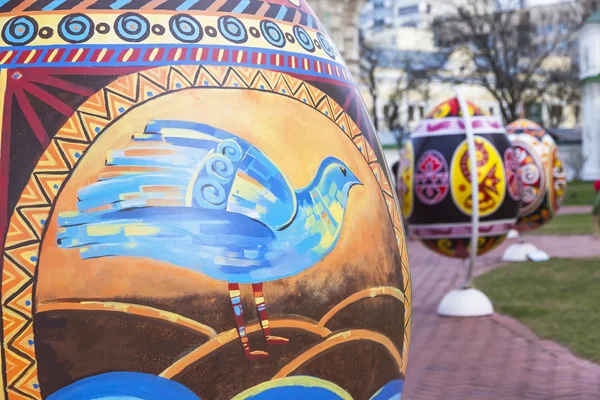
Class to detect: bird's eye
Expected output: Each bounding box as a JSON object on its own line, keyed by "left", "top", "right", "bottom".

{"left": 340, "top": 167, "right": 347, "bottom": 176}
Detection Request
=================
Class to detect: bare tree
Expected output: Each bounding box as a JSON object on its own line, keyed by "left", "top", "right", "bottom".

{"left": 433, "top": 0, "right": 588, "bottom": 124}
{"left": 542, "top": 62, "right": 581, "bottom": 128}
{"left": 359, "top": 31, "right": 380, "bottom": 130}
{"left": 565, "top": 145, "right": 589, "bottom": 181}
{"left": 383, "top": 55, "right": 446, "bottom": 139}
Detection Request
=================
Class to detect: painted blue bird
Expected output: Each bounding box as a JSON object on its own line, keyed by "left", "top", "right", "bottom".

{"left": 57, "top": 120, "right": 362, "bottom": 360}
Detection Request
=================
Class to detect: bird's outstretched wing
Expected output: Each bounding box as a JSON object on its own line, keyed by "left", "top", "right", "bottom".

{"left": 71, "top": 120, "right": 296, "bottom": 230}
{"left": 58, "top": 207, "right": 278, "bottom": 283}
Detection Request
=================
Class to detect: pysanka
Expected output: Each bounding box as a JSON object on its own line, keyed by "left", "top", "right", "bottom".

{"left": 0, "top": 1, "right": 410, "bottom": 399}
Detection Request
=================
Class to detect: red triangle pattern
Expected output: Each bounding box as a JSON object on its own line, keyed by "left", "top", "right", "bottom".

{"left": 174, "top": 65, "right": 200, "bottom": 84}
{"left": 194, "top": 67, "right": 221, "bottom": 88}
{"left": 272, "top": 75, "right": 293, "bottom": 98}
{"left": 248, "top": 71, "right": 274, "bottom": 91}
{"left": 36, "top": 144, "right": 68, "bottom": 173}
{"left": 14, "top": 361, "right": 41, "bottom": 400}
{"left": 5, "top": 213, "right": 36, "bottom": 247}
{"left": 105, "top": 72, "right": 139, "bottom": 101}
{"left": 7, "top": 286, "right": 34, "bottom": 334}
{"left": 55, "top": 114, "right": 89, "bottom": 142}
{"left": 168, "top": 68, "right": 193, "bottom": 91}
{"left": 203, "top": 66, "right": 229, "bottom": 86}
{"left": 138, "top": 75, "right": 167, "bottom": 103}
{"left": 55, "top": 139, "right": 88, "bottom": 170}
{"left": 293, "top": 84, "right": 314, "bottom": 107}
{"left": 1, "top": 257, "right": 30, "bottom": 303}
{"left": 139, "top": 66, "right": 169, "bottom": 90}
{"left": 4, "top": 243, "right": 38, "bottom": 276}
{"left": 15, "top": 180, "right": 47, "bottom": 208}
{"left": 77, "top": 91, "right": 109, "bottom": 118}
{"left": 35, "top": 172, "right": 69, "bottom": 203}
{"left": 222, "top": 69, "right": 249, "bottom": 89}
{"left": 105, "top": 91, "right": 136, "bottom": 120}
{"left": 18, "top": 207, "right": 50, "bottom": 240}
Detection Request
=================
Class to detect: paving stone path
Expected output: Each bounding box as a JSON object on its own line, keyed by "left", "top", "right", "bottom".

{"left": 403, "top": 236, "right": 600, "bottom": 399}
{"left": 558, "top": 205, "right": 593, "bottom": 215}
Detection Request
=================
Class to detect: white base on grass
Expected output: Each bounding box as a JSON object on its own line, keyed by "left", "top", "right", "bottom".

{"left": 437, "top": 288, "right": 494, "bottom": 317}
{"left": 507, "top": 229, "right": 520, "bottom": 239}
{"left": 502, "top": 242, "right": 546, "bottom": 262}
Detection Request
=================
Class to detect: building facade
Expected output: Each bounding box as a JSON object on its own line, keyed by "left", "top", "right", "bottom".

{"left": 311, "top": 0, "right": 365, "bottom": 77}
{"left": 580, "top": 11, "right": 600, "bottom": 180}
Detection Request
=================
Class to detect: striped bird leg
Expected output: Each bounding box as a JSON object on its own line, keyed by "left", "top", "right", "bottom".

{"left": 252, "top": 283, "right": 289, "bottom": 345}
{"left": 228, "top": 283, "right": 268, "bottom": 360}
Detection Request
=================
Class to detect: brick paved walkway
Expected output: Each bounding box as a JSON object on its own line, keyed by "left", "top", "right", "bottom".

{"left": 558, "top": 205, "right": 592, "bottom": 215}
{"left": 403, "top": 236, "right": 600, "bottom": 399}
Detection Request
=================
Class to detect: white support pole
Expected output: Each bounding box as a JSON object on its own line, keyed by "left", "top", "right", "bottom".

{"left": 437, "top": 89, "right": 493, "bottom": 317}
{"left": 455, "top": 88, "right": 479, "bottom": 289}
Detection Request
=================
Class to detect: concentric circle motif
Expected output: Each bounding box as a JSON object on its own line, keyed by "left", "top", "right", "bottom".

{"left": 314, "top": 39, "right": 322, "bottom": 49}
{"left": 451, "top": 137, "right": 506, "bottom": 217}
{"left": 317, "top": 32, "right": 335, "bottom": 59}
{"left": 396, "top": 140, "right": 414, "bottom": 218}
{"left": 96, "top": 22, "right": 110, "bottom": 34}
{"left": 513, "top": 139, "right": 545, "bottom": 216}
{"left": 549, "top": 147, "right": 567, "bottom": 214}
{"left": 218, "top": 15, "right": 248, "bottom": 44}
{"left": 169, "top": 14, "right": 202, "bottom": 43}
{"left": 114, "top": 12, "right": 150, "bottom": 42}
{"left": 293, "top": 25, "right": 315, "bottom": 52}
{"left": 504, "top": 147, "right": 522, "bottom": 201}
{"left": 260, "top": 20, "right": 285, "bottom": 48}
{"left": 285, "top": 32, "right": 295, "bottom": 43}
{"left": 2, "top": 16, "right": 38, "bottom": 45}
{"left": 39, "top": 27, "right": 54, "bottom": 39}
{"left": 415, "top": 150, "right": 449, "bottom": 206}
{"left": 58, "top": 13, "right": 94, "bottom": 44}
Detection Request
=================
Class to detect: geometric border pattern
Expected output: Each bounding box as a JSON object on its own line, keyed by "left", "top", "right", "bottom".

{"left": 2, "top": 64, "right": 410, "bottom": 399}
{"left": 0, "top": 1, "right": 323, "bottom": 32}
{"left": 0, "top": 44, "right": 353, "bottom": 84}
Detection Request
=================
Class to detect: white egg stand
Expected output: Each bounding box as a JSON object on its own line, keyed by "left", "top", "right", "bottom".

{"left": 436, "top": 89, "right": 494, "bottom": 318}
{"left": 501, "top": 234, "right": 550, "bottom": 262}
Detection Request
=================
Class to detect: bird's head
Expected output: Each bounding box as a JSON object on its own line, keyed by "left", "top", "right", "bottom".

{"left": 315, "top": 157, "right": 363, "bottom": 198}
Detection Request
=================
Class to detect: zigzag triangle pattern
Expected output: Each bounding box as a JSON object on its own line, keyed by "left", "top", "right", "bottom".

{"left": 2, "top": 65, "right": 411, "bottom": 397}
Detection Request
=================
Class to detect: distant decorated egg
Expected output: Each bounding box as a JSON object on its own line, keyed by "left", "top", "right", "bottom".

{"left": 396, "top": 98, "right": 521, "bottom": 258}
{"left": 0, "top": 2, "right": 410, "bottom": 400}
{"left": 506, "top": 119, "right": 567, "bottom": 232}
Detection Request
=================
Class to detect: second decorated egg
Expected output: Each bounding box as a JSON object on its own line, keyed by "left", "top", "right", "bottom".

{"left": 506, "top": 118, "right": 567, "bottom": 232}
{"left": 396, "top": 98, "right": 522, "bottom": 258}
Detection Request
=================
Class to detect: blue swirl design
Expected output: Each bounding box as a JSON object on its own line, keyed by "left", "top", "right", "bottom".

{"left": 293, "top": 25, "right": 315, "bottom": 52}
{"left": 260, "top": 20, "right": 285, "bottom": 48}
{"left": 2, "top": 16, "right": 38, "bottom": 45}
{"left": 58, "top": 13, "right": 94, "bottom": 44}
{"left": 193, "top": 177, "right": 227, "bottom": 208}
{"left": 218, "top": 16, "right": 248, "bottom": 44}
{"left": 115, "top": 12, "right": 150, "bottom": 42}
{"left": 317, "top": 32, "right": 336, "bottom": 59}
{"left": 206, "top": 154, "right": 235, "bottom": 184}
{"left": 169, "top": 14, "right": 203, "bottom": 43}
{"left": 218, "top": 139, "right": 243, "bottom": 162}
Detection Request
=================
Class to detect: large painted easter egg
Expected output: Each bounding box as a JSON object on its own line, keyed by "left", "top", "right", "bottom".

{"left": 396, "top": 98, "right": 521, "bottom": 258}
{"left": 506, "top": 119, "right": 567, "bottom": 232}
{"left": 0, "top": 2, "right": 410, "bottom": 400}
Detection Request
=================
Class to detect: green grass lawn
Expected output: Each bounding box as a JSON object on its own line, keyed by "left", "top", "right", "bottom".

{"left": 527, "top": 213, "right": 593, "bottom": 236}
{"left": 475, "top": 258, "right": 600, "bottom": 363}
{"left": 564, "top": 180, "right": 596, "bottom": 206}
